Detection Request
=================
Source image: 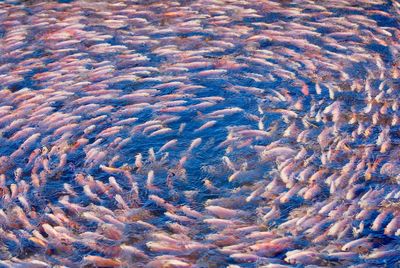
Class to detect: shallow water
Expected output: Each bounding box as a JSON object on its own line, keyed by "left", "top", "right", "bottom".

{"left": 0, "top": 0, "right": 399, "bottom": 267}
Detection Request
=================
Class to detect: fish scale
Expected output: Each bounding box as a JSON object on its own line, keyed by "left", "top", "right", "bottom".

{"left": 0, "top": 0, "right": 399, "bottom": 267}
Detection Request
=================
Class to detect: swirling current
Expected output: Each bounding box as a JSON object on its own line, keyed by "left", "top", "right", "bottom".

{"left": 0, "top": 0, "right": 399, "bottom": 267}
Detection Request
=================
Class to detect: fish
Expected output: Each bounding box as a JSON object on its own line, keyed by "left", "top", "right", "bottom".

{"left": 0, "top": 0, "right": 399, "bottom": 267}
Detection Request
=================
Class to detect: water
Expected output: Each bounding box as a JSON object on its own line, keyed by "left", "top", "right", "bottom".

{"left": 0, "top": 0, "right": 399, "bottom": 267}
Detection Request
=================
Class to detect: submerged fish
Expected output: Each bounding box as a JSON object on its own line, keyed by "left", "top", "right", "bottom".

{"left": 0, "top": 0, "right": 399, "bottom": 267}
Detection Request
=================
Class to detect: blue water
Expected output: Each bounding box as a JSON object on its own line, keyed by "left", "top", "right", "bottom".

{"left": 0, "top": 0, "right": 399, "bottom": 267}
